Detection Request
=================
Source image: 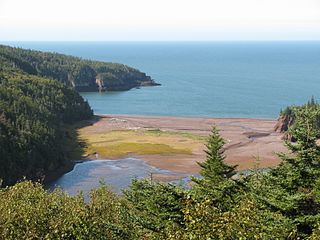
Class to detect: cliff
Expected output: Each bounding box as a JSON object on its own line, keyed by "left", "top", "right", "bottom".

{"left": 0, "top": 44, "right": 160, "bottom": 92}
{"left": 274, "top": 112, "right": 295, "bottom": 141}
{"left": 274, "top": 100, "right": 320, "bottom": 141}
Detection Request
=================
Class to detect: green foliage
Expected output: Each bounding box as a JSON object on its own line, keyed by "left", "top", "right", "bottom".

{"left": 124, "top": 179, "right": 186, "bottom": 239}
{"left": 0, "top": 181, "right": 136, "bottom": 239}
{"left": 2, "top": 99, "right": 320, "bottom": 239}
{"left": 197, "top": 127, "right": 237, "bottom": 182}
{"left": 251, "top": 104, "right": 320, "bottom": 237}
{"left": 279, "top": 97, "right": 320, "bottom": 138}
{"left": 182, "top": 196, "right": 294, "bottom": 239}
{"left": 192, "top": 127, "right": 242, "bottom": 211}
{"left": 0, "top": 69, "right": 93, "bottom": 185}
{"left": 0, "top": 44, "right": 155, "bottom": 91}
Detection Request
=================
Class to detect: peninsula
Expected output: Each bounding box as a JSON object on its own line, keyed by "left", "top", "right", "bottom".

{"left": 0, "top": 45, "right": 160, "bottom": 91}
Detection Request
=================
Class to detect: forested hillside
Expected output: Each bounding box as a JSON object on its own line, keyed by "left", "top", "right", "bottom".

{"left": 0, "top": 45, "right": 159, "bottom": 91}
{"left": 0, "top": 67, "right": 93, "bottom": 186}
{"left": 1, "top": 102, "right": 320, "bottom": 239}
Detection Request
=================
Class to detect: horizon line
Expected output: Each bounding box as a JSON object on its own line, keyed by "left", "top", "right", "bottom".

{"left": 2, "top": 40, "right": 320, "bottom": 43}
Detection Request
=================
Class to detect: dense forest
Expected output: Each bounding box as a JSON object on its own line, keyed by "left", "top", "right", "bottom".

{"left": 0, "top": 66, "right": 93, "bottom": 186}
{"left": 0, "top": 100, "right": 320, "bottom": 239}
{"left": 0, "top": 45, "right": 159, "bottom": 91}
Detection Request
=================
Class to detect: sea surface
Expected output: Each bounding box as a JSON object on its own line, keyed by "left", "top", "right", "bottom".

{"left": 3, "top": 41, "right": 320, "bottom": 118}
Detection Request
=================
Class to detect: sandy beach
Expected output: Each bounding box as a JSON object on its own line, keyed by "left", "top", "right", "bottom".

{"left": 78, "top": 115, "right": 287, "bottom": 178}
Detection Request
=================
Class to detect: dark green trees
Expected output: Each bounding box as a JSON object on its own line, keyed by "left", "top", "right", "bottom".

{"left": 198, "top": 127, "right": 237, "bottom": 182}
{"left": 124, "top": 179, "right": 185, "bottom": 238}
{"left": 0, "top": 70, "right": 93, "bottom": 186}
{"left": 254, "top": 105, "right": 320, "bottom": 237}
{"left": 192, "top": 127, "right": 240, "bottom": 211}
{"left": 0, "top": 44, "right": 157, "bottom": 91}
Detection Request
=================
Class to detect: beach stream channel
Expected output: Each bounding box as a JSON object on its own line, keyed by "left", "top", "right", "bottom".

{"left": 46, "top": 158, "right": 194, "bottom": 200}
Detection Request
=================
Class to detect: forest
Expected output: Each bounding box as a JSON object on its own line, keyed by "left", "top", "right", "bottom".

{"left": 0, "top": 97, "right": 320, "bottom": 239}
{"left": 0, "top": 66, "right": 93, "bottom": 186}
{"left": 0, "top": 44, "right": 158, "bottom": 91}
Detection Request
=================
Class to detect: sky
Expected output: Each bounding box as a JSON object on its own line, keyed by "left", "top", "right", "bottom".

{"left": 1, "top": 0, "right": 320, "bottom": 41}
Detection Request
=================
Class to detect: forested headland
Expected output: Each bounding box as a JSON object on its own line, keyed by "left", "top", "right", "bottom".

{"left": 0, "top": 44, "right": 159, "bottom": 91}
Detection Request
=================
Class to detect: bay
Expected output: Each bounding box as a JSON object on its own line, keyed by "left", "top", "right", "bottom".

{"left": 4, "top": 41, "right": 320, "bottom": 118}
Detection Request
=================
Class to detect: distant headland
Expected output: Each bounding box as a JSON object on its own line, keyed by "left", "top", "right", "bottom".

{"left": 0, "top": 44, "right": 160, "bottom": 92}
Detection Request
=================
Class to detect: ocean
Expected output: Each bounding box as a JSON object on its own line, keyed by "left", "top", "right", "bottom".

{"left": 3, "top": 41, "right": 320, "bottom": 119}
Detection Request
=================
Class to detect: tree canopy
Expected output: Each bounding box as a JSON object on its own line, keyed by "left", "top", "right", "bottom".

{"left": 0, "top": 68, "right": 93, "bottom": 185}
{"left": 0, "top": 44, "right": 157, "bottom": 91}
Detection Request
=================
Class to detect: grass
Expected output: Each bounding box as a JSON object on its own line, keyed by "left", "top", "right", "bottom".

{"left": 78, "top": 129, "right": 205, "bottom": 159}
{"left": 91, "top": 142, "right": 192, "bottom": 158}
{"left": 146, "top": 129, "right": 207, "bottom": 141}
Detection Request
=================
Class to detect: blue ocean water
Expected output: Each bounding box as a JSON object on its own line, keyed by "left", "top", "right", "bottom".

{"left": 3, "top": 41, "right": 320, "bottom": 118}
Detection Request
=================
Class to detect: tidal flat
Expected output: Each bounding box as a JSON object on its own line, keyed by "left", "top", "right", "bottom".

{"left": 77, "top": 115, "right": 287, "bottom": 180}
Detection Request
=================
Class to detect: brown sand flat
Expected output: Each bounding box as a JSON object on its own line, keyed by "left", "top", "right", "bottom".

{"left": 82, "top": 115, "right": 287, "bottom": 174}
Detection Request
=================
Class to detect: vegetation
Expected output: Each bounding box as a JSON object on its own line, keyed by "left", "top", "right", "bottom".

{"left": 0, "top": 67, "right": 93, "bottom": 186}
{"left": 79, "top": 129, "right": 204, "bottom": 158}
{"left": 1, "top": 100, "right": 320, "bottom": 239}
{"left": 1, "top": 48, "right": 320, "bottom": 239}
{"left": 277, "top": 96, "right": 320, "bottom": 139}
{"left": 0, "top": 44, "right": 158, "bottom": 91}
{"left": 0, "top": 44, "right": 159, "bottom": 186}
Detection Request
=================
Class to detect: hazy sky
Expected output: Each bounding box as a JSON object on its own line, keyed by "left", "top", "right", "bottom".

{"left": 1, "top": 0, "right": 320, "bottom": 41}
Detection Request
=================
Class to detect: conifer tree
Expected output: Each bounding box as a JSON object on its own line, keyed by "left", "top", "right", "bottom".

{"left": 197, "top": 126, "right": 237, "bottom": 183}
{"left": 192, "top": 127, "right": 241, "bottom": 211}
{"left": 255, "top": 105, "right": 320, "bottom": 236}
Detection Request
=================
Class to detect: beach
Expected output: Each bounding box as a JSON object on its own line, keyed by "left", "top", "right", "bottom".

{"left": 78, "top": 115, "right": 287, "bottom": 179}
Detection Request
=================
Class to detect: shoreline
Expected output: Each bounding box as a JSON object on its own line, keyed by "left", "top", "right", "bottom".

{"left": 76, "top": 114, "right": 286, "bottom": 179}
{"left": 97, "top": 113, "right": 277, "bottom": 121}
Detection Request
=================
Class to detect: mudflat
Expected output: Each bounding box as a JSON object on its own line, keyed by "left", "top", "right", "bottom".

{"left": 78, "top": 115, "right": 287, "bottom": 176}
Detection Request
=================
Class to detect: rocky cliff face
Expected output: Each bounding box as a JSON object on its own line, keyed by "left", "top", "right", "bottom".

{"left": 274, "top": 114, "right": 294, "bottom": 133}
{"left": 274, "top": 113, "right": 295, "bottom": 141}
{"left": 71, "top": 67, "right": 160, "bottom": 92}
{"left": 94, "top": 71, "right": 160, "bottom": 91}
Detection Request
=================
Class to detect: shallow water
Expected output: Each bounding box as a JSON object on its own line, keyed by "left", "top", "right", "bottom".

{"left": 46, "top": 158, "right": 192, "bottom": 198}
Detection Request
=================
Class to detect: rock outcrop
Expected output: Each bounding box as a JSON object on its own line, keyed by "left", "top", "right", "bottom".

{"left": 274, "top": 114, "right": 294, "bottom": 133}
{"left": 274, "top": 114, "right": 295, "bottom": 141}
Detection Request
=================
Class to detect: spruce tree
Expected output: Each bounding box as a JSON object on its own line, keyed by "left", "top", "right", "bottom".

{"left": 197, "top": 126, "right": 237, "bottom": 183}
{"left": 256, "top": 105, "right": 320, "bottom": 237}
{"left": 192, "top": 126, "right": 240, "bottom": 211}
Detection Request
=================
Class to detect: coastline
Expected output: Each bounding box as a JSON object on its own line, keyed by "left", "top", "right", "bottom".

{"left": 76, "top": 114, "right": 286, "bottom": 180}
{"left": 98, "top": 113, "right": 276, "bottom": 121}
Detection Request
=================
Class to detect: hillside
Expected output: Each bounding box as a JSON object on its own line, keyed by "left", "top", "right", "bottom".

{"left": 0, "top": 68, "right": 93, "bottom": 186}
{"left": 0, "top": 45, "right": 159, "bottom": 91}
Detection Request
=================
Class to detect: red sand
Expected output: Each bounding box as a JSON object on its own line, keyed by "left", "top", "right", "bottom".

{"left": 85, "top": 115, "right": 287, "bottom": 173}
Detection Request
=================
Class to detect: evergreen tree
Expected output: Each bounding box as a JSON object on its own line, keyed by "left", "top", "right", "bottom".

{"left": 192, "top": 127, "right": 241, "bottom": 211}
{"left": 124, "top": 179, "right": 185, "bottom": 239}
{"left": 197, "top": 126, "right": 237, "bottom": 183}
{"left": 253, "top": 106, "right": 320, "bottom": 237}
